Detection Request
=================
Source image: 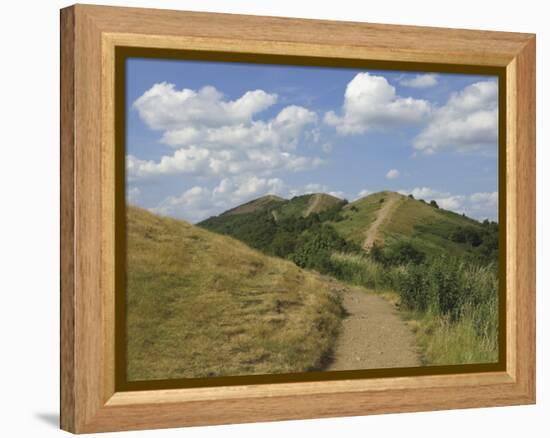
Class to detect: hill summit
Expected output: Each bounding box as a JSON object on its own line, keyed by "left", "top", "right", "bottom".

{"left": 199, "top": 190, "right": 497, "bottom": 262}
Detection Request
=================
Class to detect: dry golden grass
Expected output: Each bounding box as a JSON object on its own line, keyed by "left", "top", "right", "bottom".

{"left": 126, "top": 206, "right": 345, "bottom": 381}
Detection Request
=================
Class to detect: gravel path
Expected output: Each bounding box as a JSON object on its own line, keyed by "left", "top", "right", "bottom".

{"left": 327, "top": 287, "right": 420, "bottom": 371}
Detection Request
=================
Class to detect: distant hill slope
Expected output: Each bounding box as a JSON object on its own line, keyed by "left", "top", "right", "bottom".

{"left": 330, "top": 191, "right": 389, "bottom": 245}
{"left": 269, "top": 193, "right": 343, "bottom": 221}
{"left": 199, "top": 193, "right": 347, "bottom": 250}
{"left": 381, "top": 193, "right": 487, "bottom": 257}
{"left": 221, "top": 194, "right": 285, "bottom": 216}
{"left": 328, "top": 191, "right": 491, "bottom": 258}
{"left": 200, "top": 190, "right": 494, "bottom": 263}
{"left": 126, "top": 206, "right": 344, "bottom": 381}
{"left": 206, "top": 193, "right": 343, "bottom": 221}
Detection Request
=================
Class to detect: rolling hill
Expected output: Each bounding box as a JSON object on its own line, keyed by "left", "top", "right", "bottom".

{"left": 198, "top": 193, "right": 348, "bottom": 255}
{"left": 220, "top": 194, "right": 285, "bottom": 216}
{"left": 126, "top": 206, "right": 345, "bottom": 381}
{"left": 328, "top": 191, "right": 493, "bottom": 258}
{"left": 200, "top": 190, "right": 497, "bottom": 264}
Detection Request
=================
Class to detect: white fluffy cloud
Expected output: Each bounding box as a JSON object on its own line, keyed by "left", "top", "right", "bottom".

{"left": 355, "top": 189, "right": 371, "bottom": 200}
{"left": 386, "top": 169, "right": 400, "bottom": 180}
{"left": 130, "top": 83, "right": 324, "bottom": 181}
{"left": 324, "top": 72, "right": 431, "bottom": 134}
{"left": 414, "top": 80, "right": 498, "bottom": 154}
{"left": 152, "top": 177, "right": 353, "bottom": 223}
{"left": 133, "top": 82, "right": 277, "bottom": 131}
{"left": 398, "top": 186, "right": 442, "bottom": 199}
{"left": 152, "top": 176, "right": 287, "bottom": 222}
{"left": 399, "top": 187, "right": 498, "bottom": 220}
{"left": 399, "top": 74, "right": 438, "bottom": 88}
{"left": 160, "top": 104, "right": 318, "bottom": 151}
{"left": 127, "top": 147, "right": 324, "bottom": 180}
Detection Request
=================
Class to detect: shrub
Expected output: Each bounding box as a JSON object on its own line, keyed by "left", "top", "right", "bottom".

{"left": 270, "top": 231, "right": 296, "bottom": 257}
{"left": 369, "top": 240, "right": 425, "bottom": 267}
{"left": 430, "top": 200, "right": 439, "bottom": 208}
{"left": 330, "top": 253, "right": 400, "bottom": 291}
{"left": 397, "top": 263, "right": 432, "bottom": 311}
{"left": 449, "top": 226, "right": 482, "bottom": 247}
{"left": 384, "top": 241, "right": 426, "bottom": 266}
{"left": 396, "top": 257, "right": 498, "bottom": 326}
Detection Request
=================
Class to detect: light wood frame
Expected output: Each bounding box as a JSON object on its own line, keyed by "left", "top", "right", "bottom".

{"left": 60, "top": 4, "right": 536, "bottom": 434}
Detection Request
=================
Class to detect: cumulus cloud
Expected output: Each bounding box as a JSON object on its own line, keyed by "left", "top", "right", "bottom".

{"left": 399, "top": 186, "right": 498, "bottom": 220}
{"left": 324, "top": 72, "right": 431, "bottom": 134}
{"left": 399, "top": 74, "right": 438, "bottom": 88}
{"left": 398, "top": 186, "right": 442, "bottom": 199}
{"left": 133, "top": 82, "right": 277, "bottom": 131}
{"left": 414, "top": 80, "right": 498, "bottom": 154}
{"left": 126, "top": 147, "right": 324, "bottom": 180}
{"left": 152, "top": 176, "right": 353, "bottom": 223}
{"left": 130, "top": 83, "right": 325, "bottom": 181}
{"left": 386, "top": 169, "right": 400, "bottom": 180}
{"left": 152, "top": 176, "right": 287, "bottom": 223}
{"left": 160, "top": 104, "right": 318, "bottom": 151}
{"left": 355, "top": 189, "right": 372, "bottom": 200}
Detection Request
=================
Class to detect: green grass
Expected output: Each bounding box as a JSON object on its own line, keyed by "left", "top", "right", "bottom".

{"left": 382, "top": 196, "right": 486, "bottom": 258}
{"left": 126, "top": 206, "right": 345, "bottom": 381}
{"left": 148, "top": 190, "right": 499, "bottom": 372}
{"left": 329, "top": 251, "right": 498, "bottom": 366}
{"left": 330, "top": 252, "right": 400, "bottom": 291}
{"left": 330, "top": 192, "right": 387, "bottom": 244}
{"left": 221, "top": 194, "right": 285, "bottom": 216}
{"left": 274, "top": 193, "right": 343, "bottom": 220}
{"left": 412, "top": 310, "right": 498, "bottom": 365}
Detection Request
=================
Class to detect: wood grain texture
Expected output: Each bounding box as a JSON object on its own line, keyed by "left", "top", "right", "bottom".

{"left": 60, "top": 6, "right": 75, "bottom": 433}
{"left": 60, "top": 4, "right": 536, "bottom": 433}
{"left": 512, "top": 37, "right": 536, "bottom": 399}
{"left": 84, "top": 4, "right": 531, "bottom": 66}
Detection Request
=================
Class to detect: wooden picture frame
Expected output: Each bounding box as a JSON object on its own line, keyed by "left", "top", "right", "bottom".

{"left": 60, "top": 4, "right": 536, "bottom": 434}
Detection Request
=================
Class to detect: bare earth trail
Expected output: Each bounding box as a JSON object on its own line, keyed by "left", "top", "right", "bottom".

{"left": 363, "top": 192, "right": 402, "bottom": 250}
{"left": 327, "top": 287, "right": 420, "bottom": 371}
{"left": 304, "top": 193, "right": 323, "bottom": 217}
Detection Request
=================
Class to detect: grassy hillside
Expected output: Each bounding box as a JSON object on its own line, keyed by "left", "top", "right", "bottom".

{"left": 381, "top": 195, "right": 487, "bottom": 258}
{"left": 198, "top": 190, "right": 499, "bottom": 367}
{"left": 329, "top": 191, "right": 487, "bottom": 258}
{"left": 221, "top": 194, "right": 285, "bottom": 216}
{"left": 330, "top": 191, "right": 390, "bottom": 244}
{"left": 295, "top": 193, "right": 343, "bottom": 218}
{"left": 198, "top": 193, "right": 349, "bottom": 258}
{"left": 199, "top": 190, "right": 497, "bottom": 278}
{"left": 126, "top": 206, "right": 344, "bottom": 381}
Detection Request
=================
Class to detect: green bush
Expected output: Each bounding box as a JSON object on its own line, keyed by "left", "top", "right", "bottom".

{"left": 396, "top": 257, "right": 498, "bottom": 327}
{"left": 449, "top": 226, "right": 482, "bottom": 246}
{"left": 369, "top": 240, "right": 425, "bottom": 267}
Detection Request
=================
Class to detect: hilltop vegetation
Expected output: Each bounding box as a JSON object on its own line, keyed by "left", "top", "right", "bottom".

{"left": 200, "top": 191, "right": 497, "bottom": 278}
{"left": 126, "top": 206, "right": 345, "bottom": 380}
{"left": 200, "top": 190, "right": 500, "bottom": 366}
{"left": 199, "top": 193, "right": 355, "bottom": 272}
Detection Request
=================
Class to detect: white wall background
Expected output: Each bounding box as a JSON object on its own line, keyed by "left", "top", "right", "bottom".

{"left": 0, "top": 0, "right": 546, "bottom": 436}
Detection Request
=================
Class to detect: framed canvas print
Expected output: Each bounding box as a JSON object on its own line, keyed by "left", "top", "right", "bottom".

{"left": 60, "top": 4, "right": 536, "bottom": 434}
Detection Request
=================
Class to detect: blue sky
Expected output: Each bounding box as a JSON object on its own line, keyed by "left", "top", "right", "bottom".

{"left": 126, "top": 58, "right": 499, "bottom": 223}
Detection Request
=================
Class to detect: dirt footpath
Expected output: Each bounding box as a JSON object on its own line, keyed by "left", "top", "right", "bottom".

{"left": 363, "top": 192, "right": 402, "bottom": 250}
{"left": 327, "top": 287, "right": 419, "bottom": 371}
